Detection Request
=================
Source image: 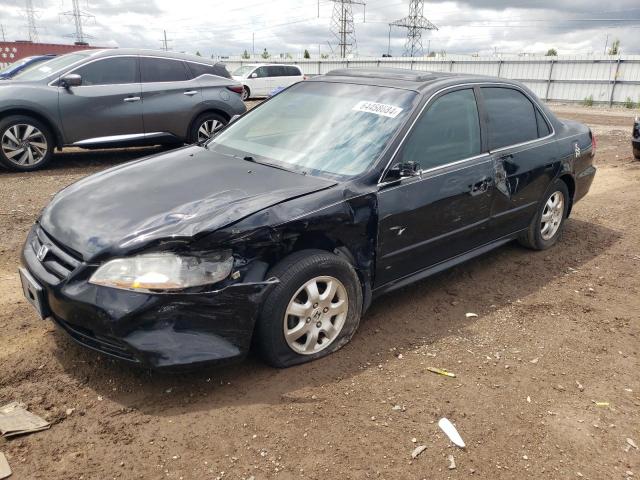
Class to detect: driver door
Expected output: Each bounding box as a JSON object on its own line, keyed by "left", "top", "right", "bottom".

{"left": 376, "top": 87, "right": 495, "bottom": 287}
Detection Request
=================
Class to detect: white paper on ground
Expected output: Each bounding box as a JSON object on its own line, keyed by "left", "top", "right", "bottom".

{"left": 438, "top": 417, "right": 466, "bottom": 448}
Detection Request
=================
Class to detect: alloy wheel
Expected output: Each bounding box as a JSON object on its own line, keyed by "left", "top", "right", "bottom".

{"left": 241, "top": 88, "right": 249, "bottom": 101}
{"left": 1, "top": 124, "right": 48, "bottom": 167}
{"left": 283, "top": 275, "right": 348, "bottom": 355}
{"left": 540, "top": 190, "right": 565, "bottom": 240}
{"left": 197, "top": 119, "right": 223, "bottom": 143}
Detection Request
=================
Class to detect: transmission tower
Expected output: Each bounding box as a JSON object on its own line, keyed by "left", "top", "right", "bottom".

{"left": 60, "top": 0, "right": 95, "bottom": 45}
{"left": 390, "top": 0, "right": 438, "bottom": 57}
{"left": 25, "top": 0, "right": 39, "bottom": 43}
{"left": 330, "top": 0, "right": 365, "bottom": 58}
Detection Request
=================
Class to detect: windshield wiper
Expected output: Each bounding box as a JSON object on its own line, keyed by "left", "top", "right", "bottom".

{"left": 242, "top": 155, "right": 304, "bottom": 175}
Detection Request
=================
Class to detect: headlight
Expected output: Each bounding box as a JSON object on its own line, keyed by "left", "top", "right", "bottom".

{"left": 89, "top": 251, "right": 233, "bottom": 292}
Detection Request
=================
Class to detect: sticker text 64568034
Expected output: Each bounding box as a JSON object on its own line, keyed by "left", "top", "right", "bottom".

{"left": 352, "top": 101, "right": 403, "bottom": 118}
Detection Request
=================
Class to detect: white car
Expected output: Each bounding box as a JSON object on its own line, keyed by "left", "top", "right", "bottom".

{"left": 232, "top": 64, "right": 305, "bottom": 100}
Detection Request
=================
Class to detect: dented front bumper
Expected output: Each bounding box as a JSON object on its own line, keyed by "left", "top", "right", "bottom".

{"left": 22, "top": 228, "right": 277, "bottom": 370}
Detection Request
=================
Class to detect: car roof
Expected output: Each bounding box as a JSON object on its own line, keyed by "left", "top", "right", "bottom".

{"left": 315, "top": 67, "right": 527, "bottom": 93}
{"left": 81, "top": 48, "right": 224, "bottom": 66}
{"left": 241, "top": 63, "right": 301, "bottom": 68}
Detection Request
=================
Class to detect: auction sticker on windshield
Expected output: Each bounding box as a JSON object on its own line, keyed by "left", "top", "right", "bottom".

{"left": 352, "top": 101, "right": 403, "bottom": 118}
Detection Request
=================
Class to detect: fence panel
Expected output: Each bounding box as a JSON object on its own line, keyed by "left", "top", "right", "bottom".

{"left": 222, "top": 55, "right": 640, "bottom": 105}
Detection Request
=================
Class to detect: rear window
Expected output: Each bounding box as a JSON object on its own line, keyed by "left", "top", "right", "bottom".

{"left": 482, "top": 87, "right": 539, "bottom": 150}
{"left": 141, "top": 57, "right": 189, "bottom": 83}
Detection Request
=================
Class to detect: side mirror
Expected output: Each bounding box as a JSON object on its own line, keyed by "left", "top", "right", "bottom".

{"left": 229, "top": 114, "right": 241, "bottom": 124}
{"left": 385, "top": 161, "right": 421, "bottom": 182}
{"left": 250, "top": 72, "right": 258, "bottom": 78}
{"left": 60, "top": 74, "right": 82, "bottom": 89}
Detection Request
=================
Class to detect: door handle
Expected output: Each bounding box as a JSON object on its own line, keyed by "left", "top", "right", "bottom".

{"left": 183, "top": 90, "right": 199, "bottom": 96}
{"left": 124, "top": 96, "right": 140, "bottom": 103}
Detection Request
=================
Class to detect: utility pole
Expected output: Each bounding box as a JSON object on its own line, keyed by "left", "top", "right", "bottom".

{"left": 604, "top": 33, "right": 609, "bottom": 55}
{"left": 61, "top": 0, "right": 94, "bottom": 45}
{"left": 0, "top": 25, "right": 6, "bottom": 42}
{"left": 252, "top": 32, "right": 255, "bottom": 58}
{"left": 330, "top": 0, "right": 366, "bottom": 58}
{"left": 389, "top": 0, "right": 438, "bottom": 58}
{"left": 160, "top": 30, "right": 172, "bottom": 51}
{"left": 25, "top": 0, "right": 39, "bottom": 43}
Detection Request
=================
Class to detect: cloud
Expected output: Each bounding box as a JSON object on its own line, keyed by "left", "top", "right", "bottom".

{"left": 0, "top": 0, "right": 638, "bottom": 56}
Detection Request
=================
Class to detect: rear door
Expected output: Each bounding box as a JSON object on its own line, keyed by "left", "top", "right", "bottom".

{"left": 376, "top": 87, "right": 495, "bottom": 286}
{"left": 58, "top": 56, "right": 143, "bottom": 144}
{"left": 140, "top": 57, "right": 202, "bottom": 140}
{"left": 481, "top": 86, "right": 558, "bottom": 238}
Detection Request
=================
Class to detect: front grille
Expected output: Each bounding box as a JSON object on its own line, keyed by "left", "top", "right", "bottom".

{"left": 53, "top": 316, "right": 138, "bottom": 363}
{"left": 31, "top": 226, "right": 82, "bottom": 281}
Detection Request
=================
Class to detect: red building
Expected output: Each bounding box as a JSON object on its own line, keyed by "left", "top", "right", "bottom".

{"left": 0, "top": 41, "right": 105, "bottom": 67}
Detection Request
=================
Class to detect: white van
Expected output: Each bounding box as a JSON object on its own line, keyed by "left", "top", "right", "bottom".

{"left": 232, "top": 64, "right": 305, "bottom": 100}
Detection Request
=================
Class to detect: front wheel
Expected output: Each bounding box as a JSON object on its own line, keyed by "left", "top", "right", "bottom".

{"left": 241, "top": 86, "right": 250, "bottom": 101}
{"left": 518, "top": 179, "right": 570, "bottom": 250}
{"left": 256, "top": 250, "right": 363, "bottom": 368}
{"left": 0, "top": 115, "right": 54, "bottom": 171}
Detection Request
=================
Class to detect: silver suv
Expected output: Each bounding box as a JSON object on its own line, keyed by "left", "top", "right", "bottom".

{"left": 0, "top": 49, "right": 246, "bottom": 171}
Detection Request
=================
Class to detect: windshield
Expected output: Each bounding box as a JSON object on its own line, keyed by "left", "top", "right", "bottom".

{"left": 13, "top": 53, "right": 89, "bottom": 81}
{"left": 210, "top": 82, "right": 417, "bottom": 179}
{"left": 232, "top": 66, "right": 255, "bottom": 77}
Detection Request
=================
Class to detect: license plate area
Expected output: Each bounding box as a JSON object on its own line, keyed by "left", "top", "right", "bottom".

{"left": 19, "top": 268, "right": 48, "bottom": 319}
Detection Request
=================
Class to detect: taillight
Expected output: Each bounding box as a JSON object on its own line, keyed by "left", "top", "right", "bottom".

{"left": 226, "top": 85, "right": 244, "bottom": 95}
{"left": 303, "top": 75, "right": 308, "bottom": 80}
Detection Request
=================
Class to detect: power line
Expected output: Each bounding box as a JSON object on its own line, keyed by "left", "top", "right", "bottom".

{"left": 330, "top": 0, "right": 366, "bottom": 58}
{"left": 60, "top": 0, "right": 95, "bottom": 45}
{"left": 389, "top": 0, "right": 437, "bottom": 57}
{"left": 25, "top": 0, "right": 39, "bottom": 43}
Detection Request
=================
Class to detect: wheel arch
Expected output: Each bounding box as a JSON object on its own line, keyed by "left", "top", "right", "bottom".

{"left": 558, "top": 173, "right": 576, "bottom": 216}
{"left": 0, "top": 107, "right": 64, "bottom": 148}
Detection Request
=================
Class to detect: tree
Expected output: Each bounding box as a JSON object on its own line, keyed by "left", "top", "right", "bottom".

{"left": 261, "top": 48, "right": 270, "bottom": 59}
{"left": 195, "top": 51, "right": 202, "bottom": 57}
{"left": 609, "top": 39, "right": 620, "bottom": 55}
{"left": 546, "top": 48, "right": 558, "bottom": 56}
{"left": 303, "top": 49, "right": 310, "bottom": 59}
{"left": 320, "top": 53, "right": 329, "bottom": 59}
{"left": 241, "top": 49, "right": 250, "bottom": 59}
{"left": 285, "top": 52, "right": 293, "bottom": 59}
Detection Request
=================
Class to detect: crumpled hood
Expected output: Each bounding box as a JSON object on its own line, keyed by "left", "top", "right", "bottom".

{"left": 40, "top": 146, "right": 335, "bottom": 259}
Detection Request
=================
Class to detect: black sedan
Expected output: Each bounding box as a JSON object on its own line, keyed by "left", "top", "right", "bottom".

{"left": 19, "top": 69, "right": 597, "bottom": 369}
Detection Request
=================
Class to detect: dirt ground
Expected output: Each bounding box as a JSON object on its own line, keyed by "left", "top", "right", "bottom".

{"left": 1, "top": 104, "right": 639, "bottom": 480}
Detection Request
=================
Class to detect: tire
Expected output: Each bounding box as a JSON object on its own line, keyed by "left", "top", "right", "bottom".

{"left": 633, "top": 144, "right": 640, "bottom": 160}
{"left": 188, "top": 112, "right": 227, "bottom": 144}
{"left": 256, "top": 249, "right": 363, "bottom": 368}
{"left": 241, "top": 86, "right": 250, "bottom": 101}
{"left": 0, "top": 115, "right": 54, "bottom": 171}
{"left": 518, "top": 179, "right": 570, "bottom": 250}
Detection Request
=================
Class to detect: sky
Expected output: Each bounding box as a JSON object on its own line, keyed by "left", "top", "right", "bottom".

{"left": 1, "top": 0, "right": 640, "bottom": 57}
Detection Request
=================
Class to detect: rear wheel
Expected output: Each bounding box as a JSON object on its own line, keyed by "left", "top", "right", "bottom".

{"left": 0, "top": 115, "right": 54, "bottom": 171}
{"left": 256, "top": 250, "right": 363, "bottom": 368}
{"left": 188, "top": 112, "right": 227, "bottom": 144}
{"left": 518, "top": 179, "right": 570, "bottom": 250}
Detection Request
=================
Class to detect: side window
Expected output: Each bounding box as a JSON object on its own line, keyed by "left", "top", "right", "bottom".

{"left": 536, "top": 108, "right": 552, "bottom": 137}
{"left": 74, "top": 57, "right": 138, "bottom": 86}
{"left": 141, "top": 58, "right": 189, "bottom": 83}
{"left": 254, "top": 67, "right": 268, "bottom": 78}
{"left": 186, "top": 62, "right": 215, "bottom": 79}
{"left": 400, "top": 88, "right": 481, "bottom": 170}
{"left": 286, "top": 66, "right": 302, "bottom": 76}
{"left": 266, "top": 66, "right": 285, "bottom": 77}
{"left": 482, "top": 87, "right": 539, "bottom": 150}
